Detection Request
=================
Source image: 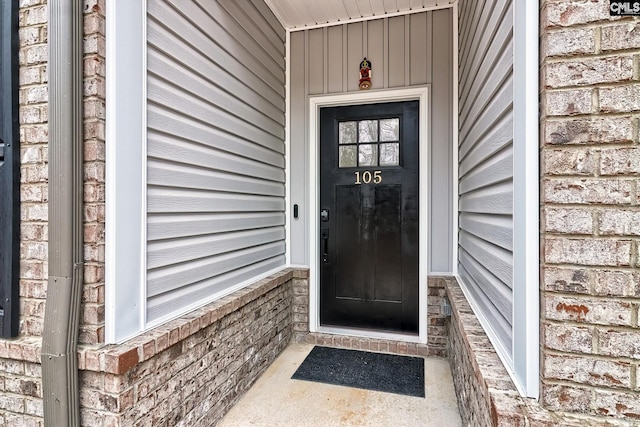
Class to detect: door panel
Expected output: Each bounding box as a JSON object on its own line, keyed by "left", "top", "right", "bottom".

{"left": 320, "top": 101, "right": 419, "bottom": 334}
{"left": 374, "top": 184, "right": 402, "bottom": 302}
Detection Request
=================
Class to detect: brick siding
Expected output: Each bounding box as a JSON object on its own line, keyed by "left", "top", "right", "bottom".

{"left": 17, "top": 0, "right": 106, "bottom": 344}
{"left": 447, "top": 277, "right": 640, "bottom": 427}
{"left": 1, "top": 268, "right": 304, "bottom": 426}
{"left": 295, "top": 277, "right": 450, "bottom": 358}
{"left": 541, "top": 1, "right": 640, "bottom": 423}
{"left": 18, "top": 0, "right": 48, "bottom": 340}
{"left": 81, "top": 0, "right": 107, "bottom": 346}
{"left": 6, "top": 0, "right": 640, "bottom": 425}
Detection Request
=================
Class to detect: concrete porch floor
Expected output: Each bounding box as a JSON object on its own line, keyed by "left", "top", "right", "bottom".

{"left": 219, "top": 343, "right": 462, "bottom": 426}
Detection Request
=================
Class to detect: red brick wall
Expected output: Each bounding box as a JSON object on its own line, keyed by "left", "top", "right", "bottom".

{"left": 19, "top": 0, "right": 49, "bottom": 339}
{"left": 81, "top": 0, "right": 107, "bottom": 345}
{"left": 541, "top": 1, "right": 640, "bottom": 421}
{"left": 18, "top": 0, "right": 106, "bottom": 344}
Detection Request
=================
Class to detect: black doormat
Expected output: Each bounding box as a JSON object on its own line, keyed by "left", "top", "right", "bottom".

{"left": 291, "top": 346, "right": 425, "bottom": 397}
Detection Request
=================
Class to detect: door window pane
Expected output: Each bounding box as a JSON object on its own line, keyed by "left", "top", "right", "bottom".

{"left": 339, "top": 145, "right": 357, "bottom": 167}
{"left": 380, "top": 143, "right": 400, "bottom": 166}
{"left": 339, "top": 121, "right": 357, "bottom": 144}
{"left": 358, "top": 120, "right": 378, "bottom": 142}
{"left": 380, "top": 118, "right": 399, "bottom": 141}
{"left": 359, "top": 144, "right": 378, "bottom": 166}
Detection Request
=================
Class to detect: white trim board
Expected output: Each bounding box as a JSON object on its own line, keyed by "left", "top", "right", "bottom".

{"left": 451, "top": 1, "right": 459, "bottom": 277}
{"left": 512, "top": 0, "right": 540, "bottom": 399}
{"left": 105, "top": 0, "right": 147, "bottom": 344}
{"left": 308, "top": 87, "right": 430, "bottom": 344}
{"left": 285, "top": 30, "right": 292, "bottom": 265}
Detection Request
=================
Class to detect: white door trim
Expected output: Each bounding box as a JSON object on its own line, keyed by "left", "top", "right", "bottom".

{"left": 308, "top": 87, "right": 430, "bottom": 344}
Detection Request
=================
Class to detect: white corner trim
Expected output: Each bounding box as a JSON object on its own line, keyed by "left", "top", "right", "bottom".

{"left": 451, "top": 2, "right": 459, "bottom": 276}
{"left": 105, "top": 0, "right": 147, "bottom": 344}
{"left": 285, "top": 29, "right": 292, "bottom": 265}
{"left": 513, "top": 0, "right": 540, "bottom": 399}
{"left": 308, "top": 87, "right": 430, "bottom": 344}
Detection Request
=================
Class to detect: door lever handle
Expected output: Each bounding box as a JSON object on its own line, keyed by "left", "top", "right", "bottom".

{"left": 322, "top": 230, "right": 329, "bottom": 263}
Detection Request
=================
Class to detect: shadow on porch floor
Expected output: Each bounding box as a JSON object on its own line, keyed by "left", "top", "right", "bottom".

{"left": 219, "top": 343, "right": 462, "bottom": 426}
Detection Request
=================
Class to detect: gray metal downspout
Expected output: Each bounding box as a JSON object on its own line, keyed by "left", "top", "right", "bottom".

{"left": 41, "top": 1, "right": 84, "bottom": 426}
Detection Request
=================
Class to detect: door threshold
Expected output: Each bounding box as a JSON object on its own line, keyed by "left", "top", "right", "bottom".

{"left": 317, "top": 325, "right": 424, "bottom": 344}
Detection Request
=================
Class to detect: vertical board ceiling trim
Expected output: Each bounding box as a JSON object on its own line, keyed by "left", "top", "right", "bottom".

{"left": 266, "top": 0, "right": 456, "bottom": 31}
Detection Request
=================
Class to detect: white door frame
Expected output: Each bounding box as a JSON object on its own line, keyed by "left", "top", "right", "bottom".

{"left": 308, "top": 87, "right": 430, "bottom": 344}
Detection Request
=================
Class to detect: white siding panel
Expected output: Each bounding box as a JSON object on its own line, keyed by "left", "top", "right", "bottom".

{"left": 459, "top": 230, "right": 512, "bottom": 287}
{"left": 147, "top": 48, "right": 284, "bottom": 130}
{"left": 458, "top": 260, "right": 513, "bottom": 352}
{"left": 148, "top": 107, "right": 284, "bottom": 166}
{"left": 460, "top": 35, "right": 513, "bottom": 127}
{"left": 147, "top": 188, "right": 285, "bottom": 214}
{"left": 162, "top": 0, "right": 285, "bottom": 93}
{"left": 459, "top": 212, "right": 512, "bottom": 251}
{"left": 217, "top": 0, "right": 286, "bottom": 65}
{"left": 147, "top": 132, "right": 284, "bottom": 182}
{"left": 148, "top": 2, "right": 285, "bottom": 100}
{"left": 459, "top": 145, "right": 513, "bottom": 194}
{"left": 147, "top": 22, "right": 284, "bottom": 118}
{"left": 459, "top": 113, "right": 512, "bottom": 176}
{"left": 147, "top": 160, "right": 285, "bottom": 197}
{"left": 147, "top": 256, "right": 285, "bottom": 321}
{"left": 148, "top": 228, "right": 285, "bottom": 277}
{"left": 459, "top": 75, "right": 512, "bottom": 151}
{"left": 148, "top": 78, "right": 284, "bottom": 145}
{"left": 459, "top": 249, "right": 512, "bottom": 319}
{"left": 458, "top": 181, "right": 512, "bottom": 214}
{"left": 148, "top": 212, "right": 285, "bottom": 240}
{"left": 458, "top": 0, "right": 514, "bottom": 358}
{"left": 147, "top": 0, "right": 286, "bottom": 324}
{"left": 460, "top": 0, "right": 510, "bottom": 111}
{"left": 148, "top": 243, "right": 285, "bottom": 298}
{"left": 250, "top": 0, "right": 286, "bottom": 41}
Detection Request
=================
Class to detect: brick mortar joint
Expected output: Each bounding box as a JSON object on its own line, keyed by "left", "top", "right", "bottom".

{"left": 542, "top": 292, "right": 640, "bottom": 305}
{"left": 542, "top": 19, "right": 638, "bottom": 33}
{"left": 542, "top": 205, "right": 640, "bottom": 212}
{"left": 543, "top": 111, "right": 640, "bottom": 121}
{"left": 544, "top": 233, "right": 637, "bottom": 240}
{"left": 542, "top": 378, "right": 640, "bottom": 395}
{"left": 545, "top": 84, "right": 640, "bottom": 95}
{"left": 544, "top": 49, "right": 640, "bottom": 61}
{"left": 544, "top": 347, "right": 640, "bottom": 364}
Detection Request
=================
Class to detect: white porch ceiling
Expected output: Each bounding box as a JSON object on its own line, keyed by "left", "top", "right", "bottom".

{"left": 264, "top": 0, "right": 456, "bottom": 30}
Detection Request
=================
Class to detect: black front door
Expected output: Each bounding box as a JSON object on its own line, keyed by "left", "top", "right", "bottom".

{"left": 320, "top": 101, "right": 419, "bottom": 334}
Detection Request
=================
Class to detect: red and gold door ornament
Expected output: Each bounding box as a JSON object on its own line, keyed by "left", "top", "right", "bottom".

{"left": 359, "top": 57, "right": 372, "bottom": 90}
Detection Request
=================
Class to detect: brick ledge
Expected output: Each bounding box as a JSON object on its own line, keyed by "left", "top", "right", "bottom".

{"left": 0, "top": 336, "right": 41, "bottom": 363}
{"left": 445, "top": 278, "right": 636, "bottom": 427}
{"left": 0, "top": 267, "right": 309, "bottom": 375}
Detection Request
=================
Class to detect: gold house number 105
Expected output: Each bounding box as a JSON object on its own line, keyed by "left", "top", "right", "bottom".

{"left": 354, "top": 170, "right": 382, "bottom": 184}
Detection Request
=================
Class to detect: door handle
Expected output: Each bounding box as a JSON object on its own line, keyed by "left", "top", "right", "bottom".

{"left": 322, "top": 230, "right": 329, "bottom": 263}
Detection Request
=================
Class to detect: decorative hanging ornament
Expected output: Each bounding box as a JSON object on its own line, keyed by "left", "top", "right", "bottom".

{"left": 359, "top": 57, "right": 372, "bottom": 90}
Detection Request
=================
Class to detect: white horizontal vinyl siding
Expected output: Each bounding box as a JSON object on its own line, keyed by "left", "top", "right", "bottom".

{"left": 457, "top": 0, "right": 514, "bottom": 359}
{"left": 146, "top": 0, "right": 286, "bottom": 323}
